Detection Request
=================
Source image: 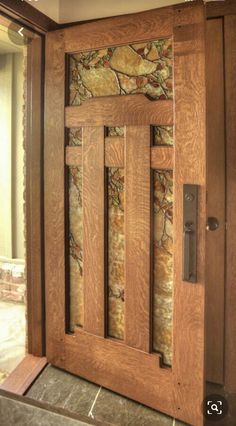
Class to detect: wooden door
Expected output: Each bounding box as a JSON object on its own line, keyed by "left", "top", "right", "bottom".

{"left": 45, "top": 3, "right": 207, "bottom": 425}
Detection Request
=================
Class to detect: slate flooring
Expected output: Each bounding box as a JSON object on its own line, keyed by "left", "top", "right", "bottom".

{"left": 27, "top": 365, "right": 184, "bottom": 426}
{"left": 25, "top": 365, "right": 236, "bottom": 425}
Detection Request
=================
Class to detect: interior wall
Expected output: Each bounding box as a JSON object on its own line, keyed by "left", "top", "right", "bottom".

{"left": 0, "top": 51, "right": 25, "bottom": 260}
{"left": 12, "top": 53, "right": 24, "bottom": 260}
{"left": 0, "top": 54, "right": 13, "bottom": 258}
{"left": 31, "top": 0, "right": 182, "bottom": 23}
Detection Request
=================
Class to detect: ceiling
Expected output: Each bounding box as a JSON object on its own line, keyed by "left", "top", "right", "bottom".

{"left": 31, "top": 0, "right": 184, "bottom": 24}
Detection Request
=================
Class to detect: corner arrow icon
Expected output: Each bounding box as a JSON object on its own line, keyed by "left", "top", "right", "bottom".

{"left": 18, "top": 27, "right": 24, "bottom": 37}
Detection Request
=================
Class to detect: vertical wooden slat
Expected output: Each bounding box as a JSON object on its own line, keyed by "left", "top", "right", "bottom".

{"left": 224, "top": 15, "right": 236, "bottom": 393}
{"left": 83, "top": 126, "right": 105, "bottom": 337}
{"left": 173, "top": 3, "right": 206, "bottom": 425}
{"left": 45, "top": 30, "right": 66, "bottom": 359}
{"left": 26, "top": 37, "right": 45, "bottom": 357}
{"left": 206, "top": 18, "right": 225, "bottom": 385}
{"left": 125, "top": 126, "right": 151, "bottom": 353}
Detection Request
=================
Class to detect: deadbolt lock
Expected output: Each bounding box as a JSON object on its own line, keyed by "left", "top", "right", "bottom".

{"left": 206, "top": 217, "right": 219, "bottom": 231}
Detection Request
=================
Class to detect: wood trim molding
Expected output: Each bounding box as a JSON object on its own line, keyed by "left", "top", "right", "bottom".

{"left": 207, "top": 0, "right": 236, "bottom": 18}
{"left": 0, "top": 355, "right": 47, "bottom": 395}
{"left": 0, "top": 0, "right": 59, "bottom": 33}
{"left": 224, "top": 14, "right": 236, "bottom": 393}
{"left": 26, "top": 36, "right": 45, "bottom": 357}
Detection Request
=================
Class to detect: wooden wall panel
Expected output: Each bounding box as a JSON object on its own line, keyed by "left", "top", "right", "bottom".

{"left": 224, "top": 15, "right": 236, "bottom": 393}
{"left": 125, "top": 126, "right": 151, "bottom": 353}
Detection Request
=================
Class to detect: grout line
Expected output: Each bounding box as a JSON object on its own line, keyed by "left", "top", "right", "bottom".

{"left": 88, "top": 386, "right": 102, "bottom": 419}
{"left": 173, "top": 419, "right": 176, "bottom": 426}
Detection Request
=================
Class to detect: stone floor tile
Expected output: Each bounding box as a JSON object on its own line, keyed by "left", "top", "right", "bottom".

{"left": 0, "top": 394, "right": 92, "bottom": 426}
{"left": 27, "top": 365, "right": 99, "bottom": 417}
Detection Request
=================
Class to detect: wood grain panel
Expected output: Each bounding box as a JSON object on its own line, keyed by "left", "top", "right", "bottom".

{"left": 105, "top": 137, "right": 124, "bottom": 167}
{"left": 62, "top": 333, "right": 177, "bottom": 419}
{"left": 63, "top": 7, "right": 173, "bottom": 53}
{"left": 83, "top": 127, "right": 105, "bottom": 337}
{"left": 151, "top": 146, "right": 173, "bottom": 170}
{"left": 66, "top": 142, "right": 173, "bottom": 170}
{"left": 125, "top": 126, "right": 151, "bottom": 353}
{"left": 224, "top": 15, "right": 236, "bottom": 393}
{"left": 173, "top": 4, "right": 206, "bottom": 425}
{"left": 65, "top": 96, "right": 173, "bottom": 127}
{"left": 206, "top": 18, "right": 225, "bottom": 385}
{"left": 45, "top": 31, "right": 66, "bottom": 356}
{"left": 65, "top": 146, "right": 82, "bottom": 166}
{"left": 207, "top": 0, "right": 236, "bottom": 18}
{"left": 45, "top": 3, "right": 207, "bottom": 424}
{"left": 0, "top": 356, "right": 47, "bottom": 395}
{"left": 25, "top": 36, "right": 45, "bottom": 357}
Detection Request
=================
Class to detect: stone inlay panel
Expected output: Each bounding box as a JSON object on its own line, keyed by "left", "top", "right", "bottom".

{"left": 107, "top": 167, "right": 125, "bottom": 340}
{"left": 69, "top": 166, "right": 83, "bottom": 331}
{"left": 153, "top": 126, "right": 173, "bottom": 146}
{"left": 68, "top": 128, "right": 82, "bottom": 146}
{"left": 153, "top": 170, "right": 173, "bottom": 366}
{"left": 107, "top": 127, "right": 124, "bottom": 137}
{"left": 69, "top": 39, "right": 172, "bottom": 105}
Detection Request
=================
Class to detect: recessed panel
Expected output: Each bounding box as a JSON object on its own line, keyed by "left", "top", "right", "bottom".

{"left": 69, "top": 39, "right": 172, "bottom": 106}
{"left": 107, "top": 167, "right": 125, "bottom": 340}
{"left": 69, "top": 166, "right": 83, "bottom": 331}
{"left": 153, "top": 170, "right": 173, "bottom": 366}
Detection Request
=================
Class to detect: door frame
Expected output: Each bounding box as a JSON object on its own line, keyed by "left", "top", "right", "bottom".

{"left": 0, "top": 8, "right": 46, "bottom": 368}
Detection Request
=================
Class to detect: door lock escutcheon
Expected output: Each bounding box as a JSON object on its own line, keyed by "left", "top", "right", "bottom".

{"left": 183, "top": 185, "right": 198, "bottom": 283}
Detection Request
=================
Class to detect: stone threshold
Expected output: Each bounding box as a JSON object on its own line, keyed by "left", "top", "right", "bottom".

{"left": 0, "top": 390, "right": 107, "bottom": 426}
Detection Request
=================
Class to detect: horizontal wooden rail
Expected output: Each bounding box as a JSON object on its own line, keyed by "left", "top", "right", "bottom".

{"left": 64, "top": 7, "right": 173, "bottom": 53}
{"left": 151, "top": 146, "right": 173, "bottom": 169}
{"left": 66, "top": 95, "right": 173, "bottom": 127}
{"left": 66, "top": 143, "right": 173, "bottom": 170}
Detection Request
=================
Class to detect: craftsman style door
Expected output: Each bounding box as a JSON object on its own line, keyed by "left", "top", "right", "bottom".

{"left": 45, "top": 3, "right": 207, "bottom": 425}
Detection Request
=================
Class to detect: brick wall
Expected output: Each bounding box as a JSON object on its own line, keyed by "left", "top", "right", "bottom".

{"left": 0, "top": 261, "right": 26, "bottom": 303}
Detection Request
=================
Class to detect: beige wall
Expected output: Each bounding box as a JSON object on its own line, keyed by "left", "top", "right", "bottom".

{"left": 0, "top": 51, "right": 25, "bottom": 260}
{"left": 32, "top": 0, "right": 183, "bottom": 23}
{"left": 12, "top": 53, "right": 24, "bottom": 259}
{"left": 0, "top": 54, "right": 13, "bottom": 258}
{"left": 59, "top": 0, "right": 182, "bottom": 23}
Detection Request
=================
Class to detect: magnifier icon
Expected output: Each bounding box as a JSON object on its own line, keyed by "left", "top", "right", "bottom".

{"left": 211, "top": 404, "right": 219, "bottom": 412}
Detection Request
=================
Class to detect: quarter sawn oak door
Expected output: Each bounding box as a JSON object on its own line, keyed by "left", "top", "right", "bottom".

{"left": 45, "top": 3, "right": 207, "bottom": 425}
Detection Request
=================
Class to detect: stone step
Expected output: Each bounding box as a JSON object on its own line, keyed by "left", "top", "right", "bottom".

{"left": 0, "top": 390, "right": 108, "bottom": 426}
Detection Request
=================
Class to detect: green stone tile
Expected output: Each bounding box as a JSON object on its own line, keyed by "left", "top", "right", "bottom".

{"left": 27, "top": 365, "right": 99, "bottom": 417}
{"left": 92, "top": 387, "right": 173, "bottom": 426}
{"left": 0, "top": 395, "right": 91, "bottom": 426}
